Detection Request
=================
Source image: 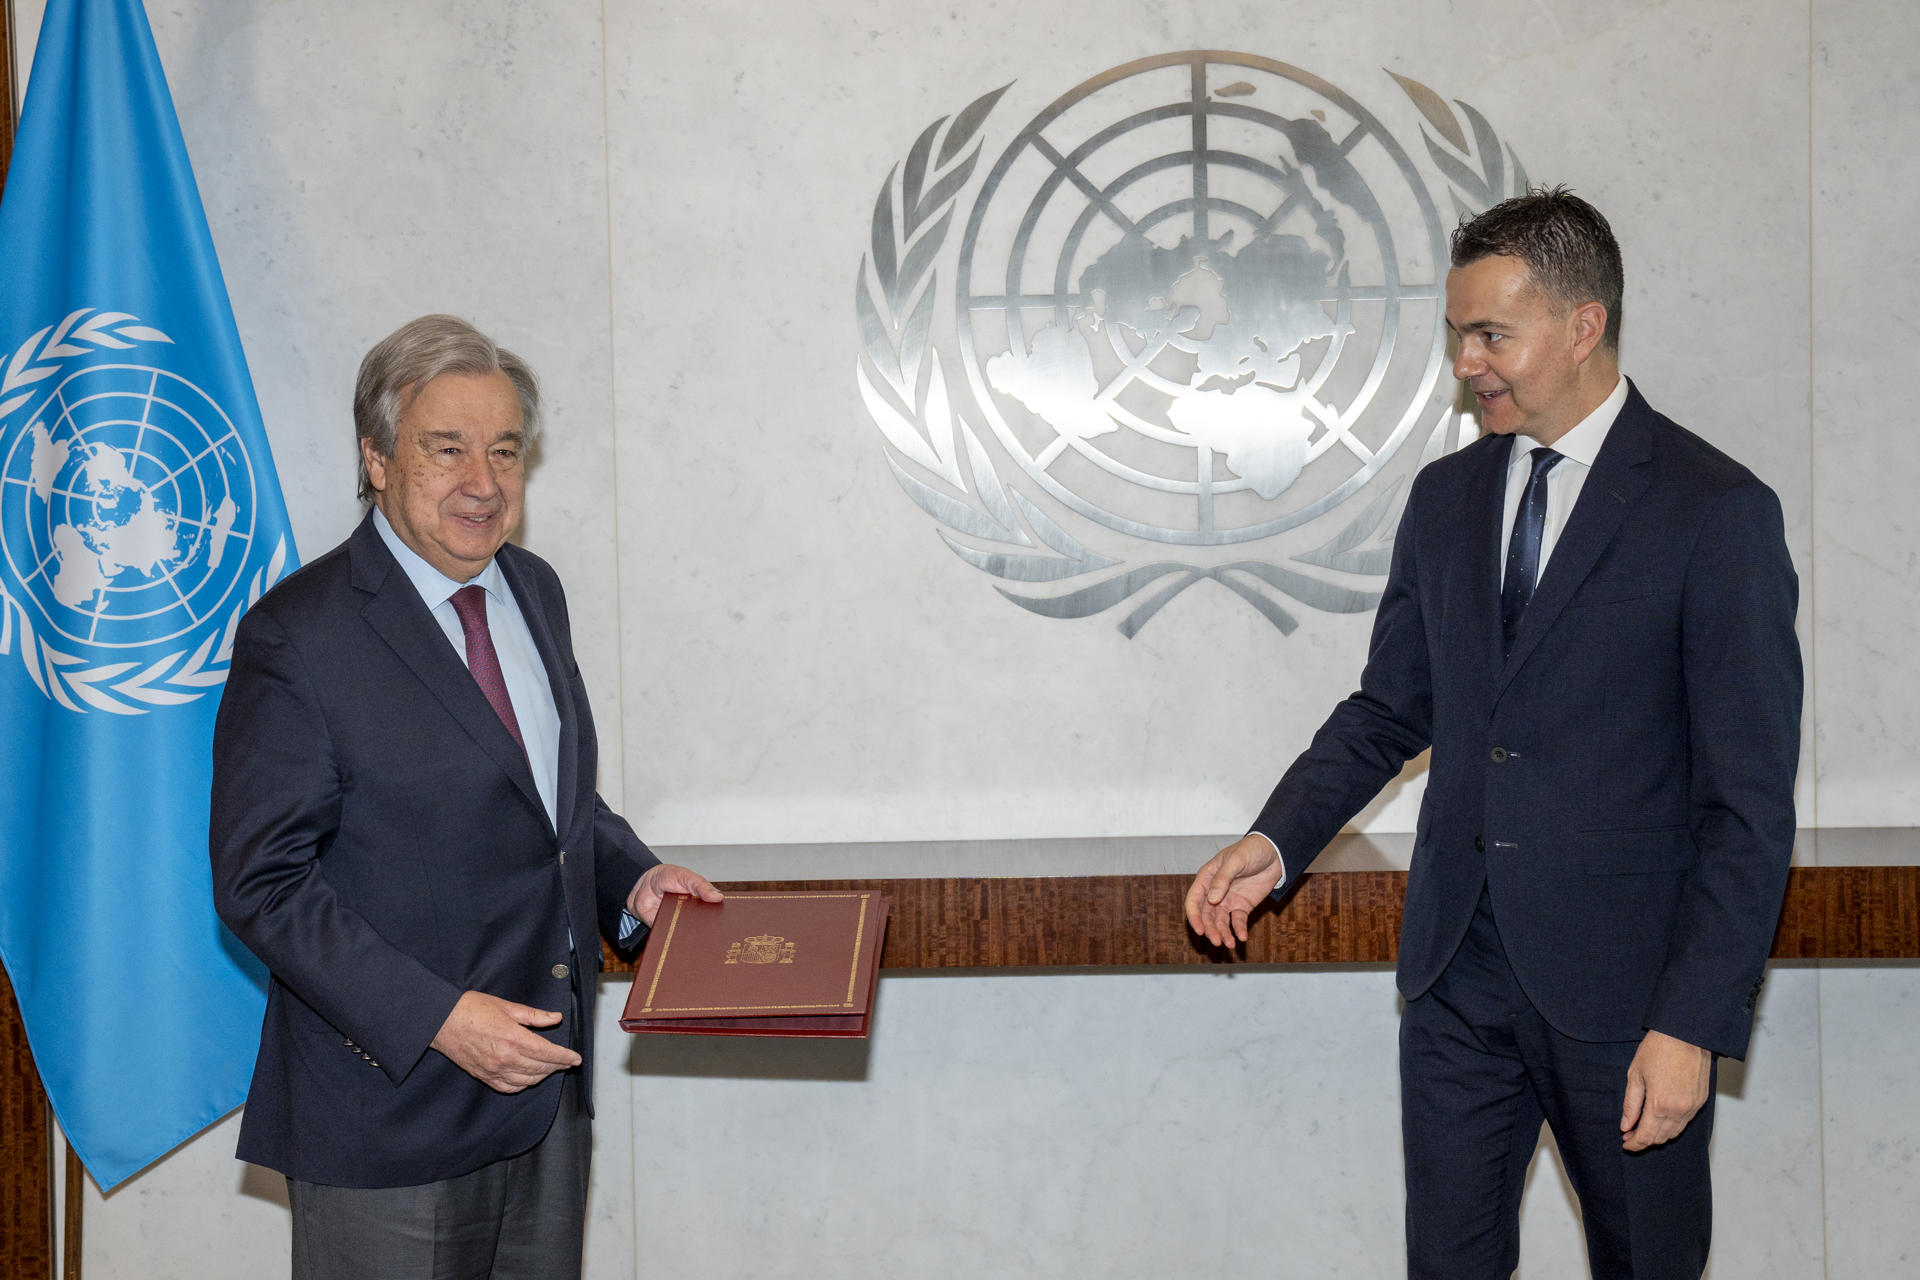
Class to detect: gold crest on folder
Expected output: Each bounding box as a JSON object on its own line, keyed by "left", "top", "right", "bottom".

{"left": 725, "top": 934, "right": 796, "bottom": 966}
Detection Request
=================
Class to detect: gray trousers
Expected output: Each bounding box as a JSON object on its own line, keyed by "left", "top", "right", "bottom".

{"left": 287, "top": 1072, "right": 591, "bottom": 1280}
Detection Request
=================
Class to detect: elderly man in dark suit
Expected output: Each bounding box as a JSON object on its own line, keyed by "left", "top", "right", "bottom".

{"left": 1188, "top": 189, "right": 1800, "bottom": 1278}
{"left": 212, "top": 315, "right": 718, "bottom": 1279}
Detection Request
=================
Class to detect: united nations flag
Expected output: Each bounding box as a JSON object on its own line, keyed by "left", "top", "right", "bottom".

{"left": 0, "top": 0, "right": 297, "bottom": 1188}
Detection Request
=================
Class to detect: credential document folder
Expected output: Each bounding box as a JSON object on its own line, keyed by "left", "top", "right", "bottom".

{"left": 620, "top": 890, "right": 889, "bottom": 1037}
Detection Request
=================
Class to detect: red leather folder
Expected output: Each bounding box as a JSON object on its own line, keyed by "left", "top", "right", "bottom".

{"left": 620, "top": 890, "right": 889, "bottom": 1037}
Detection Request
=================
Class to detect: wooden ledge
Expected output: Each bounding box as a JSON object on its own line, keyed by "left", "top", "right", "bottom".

{"left": 602, "top": 866, "right": 1920, "bottom": 971}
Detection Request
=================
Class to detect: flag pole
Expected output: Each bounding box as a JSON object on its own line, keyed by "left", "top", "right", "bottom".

{"left": 61, "top": 1146, "right": 79, "bottom": 1280}
{"left": 1, "top": 0, "right": 15, "bottom": 183}
{"left": 0, "top": 969, "right": 53, "bottom": 1280}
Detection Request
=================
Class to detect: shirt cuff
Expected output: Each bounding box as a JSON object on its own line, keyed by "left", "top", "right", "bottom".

{"left": 618, "top": 911, "right": 642, "bottom": 941}
{"left": 1245, "top": 830, "right": 1289, "bottom": 887}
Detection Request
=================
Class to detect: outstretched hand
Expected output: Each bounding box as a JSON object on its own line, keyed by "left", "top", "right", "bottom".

{"left": 1185, "top": 834, "right": 1285, "bottom": 947}
{"left": 626, "top": 862, "right": 724, "bottom": 928}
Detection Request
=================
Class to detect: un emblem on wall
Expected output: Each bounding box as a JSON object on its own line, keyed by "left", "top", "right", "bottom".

{"left": 0, "top": 309, "right": 287, "bottom": 713}
{"left": 855, "top": 51, "right": 1527, "bottom": 635}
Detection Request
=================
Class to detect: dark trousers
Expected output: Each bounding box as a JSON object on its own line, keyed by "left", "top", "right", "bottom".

{"left": 1400, "top": 888, "right": 1714, "bottom": 1279}
{"left": 287, "top": 1071, "right": 591, "bottom": 1280}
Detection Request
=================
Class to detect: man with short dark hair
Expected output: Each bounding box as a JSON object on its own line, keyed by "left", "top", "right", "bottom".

{"left": 212, "top": 314, "right": 719, "bottom": 1279}
{"left": 1188, "top": 189, "right": 1800, "bottom": 1278}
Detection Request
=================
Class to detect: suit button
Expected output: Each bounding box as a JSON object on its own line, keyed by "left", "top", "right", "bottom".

{"left": 557, "top": 850, "right": 567, "bottom": 866}
{"left": 1489, "top": 746, "right": 1509, "bottom": 763}
{"left": 551, "top": 963, "right": 570, "bottom": 980}
{"left": 1475, "top": 835, "right": 1486, "bottom": 852}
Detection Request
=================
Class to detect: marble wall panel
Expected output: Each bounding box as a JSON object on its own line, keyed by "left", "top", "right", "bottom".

{"left": 585, "top": 977, "right": 641, "bottom": 1280}
{"left": 617, "top": 966, "right": 1409, "bottom": 1278}
{"left": 603, "top": 0, "right": 1821, "bottom": 852}
{"left": 1702, "top": 965, "right": 1829, "bottom": 1277}
{"left": 69, "top": 1111, "right": 284, "bottom": 1279}
{"left": 1820, "top": 962, "right": 1920, "bottom": 1277}
{"left": 1809, "top": 0, "right": 1920, "bottom": 830}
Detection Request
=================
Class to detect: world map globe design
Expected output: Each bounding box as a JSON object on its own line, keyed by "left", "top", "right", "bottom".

{"left": 955, "top": 52, "right": 1451, "bottom": 547}
{"left": 2, "top": 364, "right": 257, "bottom": 652}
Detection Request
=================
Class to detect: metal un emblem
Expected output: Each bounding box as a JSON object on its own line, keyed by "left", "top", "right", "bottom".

{"left": 725, "top": 935, "right": 796, "bottom": 965}
{"left": 854, "top": 52, "right": 1529, "bottom": 635}
{"left": 0, "top": 309, "right": 287, "bottom": 713}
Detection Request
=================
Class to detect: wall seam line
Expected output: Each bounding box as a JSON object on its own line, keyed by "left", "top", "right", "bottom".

{"left": 1807, "top": 4, "right": 1829, "bottom": 1277}
{"left": 595, "top": 5, "right": 642, "bottom": 1274}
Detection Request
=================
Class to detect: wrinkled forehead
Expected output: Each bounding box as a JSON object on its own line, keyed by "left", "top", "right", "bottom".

{"left": 395, "top": 369, "right": 526, "bottom": 436}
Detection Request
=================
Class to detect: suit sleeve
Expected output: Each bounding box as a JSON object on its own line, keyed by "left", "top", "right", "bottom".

{"left": 592, "top": 796, "right": 658, "bottom": 953}
{"left": 1644, "top": 478, "right": 1802, "bottom": 1059}
{"left": 210, "top": 609, "right": 463, "bottom": 1083}
{"left": 1250, "top": 467, "right": 1436, "bottom": 889}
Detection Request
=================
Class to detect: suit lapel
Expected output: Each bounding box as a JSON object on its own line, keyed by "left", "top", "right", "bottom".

{"left": 1495, "top": 384, "right": 1656, "bottom": 697}
{"left": 498, "top": 548, "right": 581, "bottom": 839}
{"left": 1459, "top": 435, "right": 1515, "bottom": 681}
{"left": 348, "top": 517, "right": 549, "bottom": 822}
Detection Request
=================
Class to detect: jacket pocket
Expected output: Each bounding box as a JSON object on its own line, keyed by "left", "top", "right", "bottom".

{"left": 1577, "top": 825, "right": 1696, "bottom": 875}
{"left": 1566, "top": 573, "right": 1654, "bottom": 608}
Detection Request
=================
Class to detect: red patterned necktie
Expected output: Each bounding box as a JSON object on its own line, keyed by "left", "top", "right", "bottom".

{"left": 450, "top": 585, "right": 526, "bottom": 755}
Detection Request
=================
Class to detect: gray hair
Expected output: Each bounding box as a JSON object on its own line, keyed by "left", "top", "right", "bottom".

{"left": 353, "top": 315, "right": 541, "bottom": 502}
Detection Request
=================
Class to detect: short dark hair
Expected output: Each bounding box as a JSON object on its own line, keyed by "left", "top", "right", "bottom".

{"left": 352, "top": 315, "right": 541, "bottom": 502}
{"left": 1450, "top": 185, "right": 1624, "bottom": 351}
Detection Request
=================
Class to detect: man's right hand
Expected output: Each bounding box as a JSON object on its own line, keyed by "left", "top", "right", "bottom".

{"left": 1185, "top": 834, "right": 1285, "bottom": 947}
{"left": 429, "top": 990, "right": 581, "bottom": 1093}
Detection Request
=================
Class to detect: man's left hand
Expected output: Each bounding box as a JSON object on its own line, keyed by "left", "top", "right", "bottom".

{"left": 626, "top": 862, "right": 723, "bottom": 927}
{"left": 1620, "top": 1029, "right": 1713, "bottom": 1151}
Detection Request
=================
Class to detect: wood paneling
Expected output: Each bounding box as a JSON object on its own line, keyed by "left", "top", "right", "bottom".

{"left": 603, "top": 867, "right": 1920, "bottom": 971}
{"left": 1, "top": 966, "right": 53, "bottom": 1280}
{"left": 1770, "top": 866, "right": 1920, "bottom": 959}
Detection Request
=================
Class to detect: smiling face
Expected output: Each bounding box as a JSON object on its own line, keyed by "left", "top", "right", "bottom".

{"left": 1446, "top": 253, "right": 1608, "bottom": 446}
{"left": 362, "top": 369, "right": 526, "bottom": 581}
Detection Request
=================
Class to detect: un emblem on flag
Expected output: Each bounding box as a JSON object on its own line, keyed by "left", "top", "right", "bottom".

{"left": 0, "top": 309, "right": 287, "bottom": 714}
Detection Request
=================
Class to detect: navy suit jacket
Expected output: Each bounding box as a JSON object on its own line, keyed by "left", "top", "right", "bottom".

{"left": 211, "top": 514, "right": 657, "bottom": 1187}
{"left": 1252, "top": 382, "right": 1801, "bottom": 1058}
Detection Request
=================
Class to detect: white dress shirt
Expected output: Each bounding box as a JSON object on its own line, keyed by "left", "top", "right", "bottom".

{"left": 1496, "top": 373, "right": 1628, "bottom": 588}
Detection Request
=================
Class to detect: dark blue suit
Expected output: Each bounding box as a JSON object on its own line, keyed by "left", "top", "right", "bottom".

{"left": 211, "top": 514, "right": 656, "bottom": 1188}
{"left": 1251, "top": 382, "right": 1800, "bottom": 1272}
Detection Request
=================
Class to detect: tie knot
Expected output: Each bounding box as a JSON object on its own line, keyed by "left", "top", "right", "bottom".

{"left": 1528, "top": 447, "right": 1563, "bottom": 480}
{"left": 450, "top": 584, "right": 489, "bottom": 635}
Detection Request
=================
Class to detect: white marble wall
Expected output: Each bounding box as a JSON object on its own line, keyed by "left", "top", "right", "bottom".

{"left": 9, "top": 0, "right": 1917, "bottom": 1275}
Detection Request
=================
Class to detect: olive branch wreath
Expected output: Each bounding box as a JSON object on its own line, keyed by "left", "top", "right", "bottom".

{"left": 0, "top": 308, "right": 289, "bottom": 715}
{"left": 855, "top": 72, "right": 1528, "bottom": 636}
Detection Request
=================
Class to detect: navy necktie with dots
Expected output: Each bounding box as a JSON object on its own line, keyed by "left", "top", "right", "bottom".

{"left": 1500, "top": 446, "right": 1563, "bottom": 659}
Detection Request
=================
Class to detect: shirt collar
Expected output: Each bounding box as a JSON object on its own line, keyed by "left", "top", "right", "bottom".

{"left": 370, "top": 507, "right": 508, "bottom": 610}
{"left": 1520, "top": 373, "right": 1628, "bottom": 471}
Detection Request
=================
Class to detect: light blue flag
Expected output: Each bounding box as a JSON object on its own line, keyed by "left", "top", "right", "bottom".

{"left": 0, "top": 0, "right": 297, "bottom": 1189}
